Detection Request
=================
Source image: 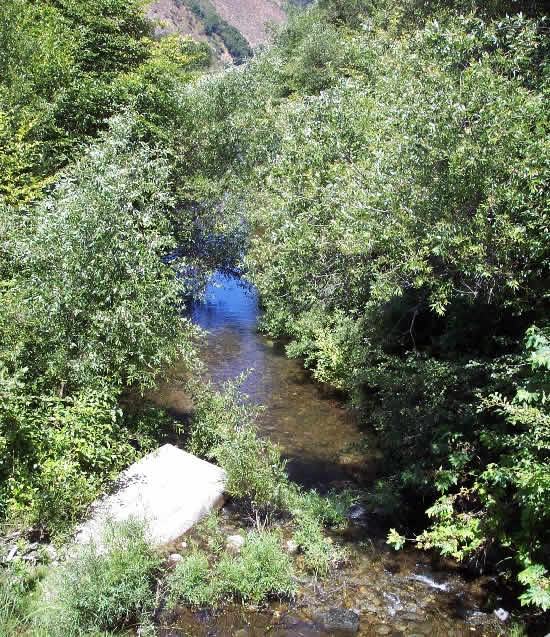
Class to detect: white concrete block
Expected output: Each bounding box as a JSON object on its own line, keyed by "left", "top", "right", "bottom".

{"left": 76, "top": 444, "right": 226, "bottom": 546}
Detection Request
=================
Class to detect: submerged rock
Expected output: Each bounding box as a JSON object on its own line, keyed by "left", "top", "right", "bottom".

{"left": 313, "top": 608, "right": 360, "bottom": 633}
{"left": 76, "top": 444, "right": 226, "bottom": 546}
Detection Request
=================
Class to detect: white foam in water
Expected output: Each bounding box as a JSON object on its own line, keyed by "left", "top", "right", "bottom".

{"left": 383, "top": 592, "right": 403, "bottom": 616}
{"left": 410, "top": 574, "right": 450, "bottom": 591}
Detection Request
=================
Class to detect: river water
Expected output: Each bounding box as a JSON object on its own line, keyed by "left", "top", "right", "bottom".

{"left": 153, "top": 274, "right": 507, "bottom": 637}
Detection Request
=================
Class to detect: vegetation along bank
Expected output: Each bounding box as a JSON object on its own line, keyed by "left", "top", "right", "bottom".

{"left": 0, "top": 0, "right": 549, "bottom": 634}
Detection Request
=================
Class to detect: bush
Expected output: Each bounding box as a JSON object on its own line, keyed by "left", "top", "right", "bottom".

{"left": 212, "top": 426, "right": 289, "bottom": 518}
{"left": 285, "top": 487, "right": 356, "bottom": 528}
{"left": 37, "top": 518, "right": 162, "bottom": 635}
{"left": 216, "top": 530, "right": 296, "bottom": 603}
{"left": 0, "top": 113, "right": 199, "bottom": 531}
{"left": 292, "top": 513, "right": 345, "bottom": 576}
{"left": 189, "top": 376, "right": 288, "bottom": 517}
{"left": 165, "top": 550, "right": 215, "bottom": 608}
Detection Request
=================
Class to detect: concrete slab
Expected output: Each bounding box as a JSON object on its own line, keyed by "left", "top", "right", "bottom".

{"left": 75, "top": 444, "right": 226, "bottom": 546}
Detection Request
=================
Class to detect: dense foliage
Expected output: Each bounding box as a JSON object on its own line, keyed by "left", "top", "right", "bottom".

{"left": 190, "top": 0, "right": 549, "bottom": 613}
{"left": 1, "top": 0, "right": 549, "bottom": 621}
{"left": 0, "top": 0, "right": 211, "bottom": 206}
{"left": 0, "top": 0, "right": 237, "bottom": 531}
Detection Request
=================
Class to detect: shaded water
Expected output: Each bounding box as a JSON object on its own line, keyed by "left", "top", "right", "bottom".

{"left": 155, "top": 274, "right": 368, "bottom": 489}
{"left": 152, "top": 274, "right": 506, "bottom": 637}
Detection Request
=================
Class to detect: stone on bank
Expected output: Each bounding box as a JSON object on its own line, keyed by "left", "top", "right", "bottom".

{"left": 76, "top": 444, "right": 226, "bottom": 546}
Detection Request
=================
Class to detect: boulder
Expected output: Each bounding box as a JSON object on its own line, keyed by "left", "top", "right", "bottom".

{"left": 76, "top": 444, "right": 226, "bottom": 546}
{"left": 313, "top": 608, "right": 360, "bottom": 633}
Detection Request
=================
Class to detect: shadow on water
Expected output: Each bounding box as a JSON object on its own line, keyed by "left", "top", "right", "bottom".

{"left": 157, "top": 272, "right": 369, "bottom": 491}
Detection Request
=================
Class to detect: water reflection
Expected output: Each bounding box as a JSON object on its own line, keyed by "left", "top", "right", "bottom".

{"left": 191, "top": 273, "right": 363, "bottom": 488}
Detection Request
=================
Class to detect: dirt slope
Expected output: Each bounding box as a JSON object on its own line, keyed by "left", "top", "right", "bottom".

{"left": 147, "top": 0, "right": 233, "bottom": 63}
{"left": 147, "top": 0, "right": 287, "bottom": 52}
{"left": 211, "top": 0, "right": 286, "bottom": 47}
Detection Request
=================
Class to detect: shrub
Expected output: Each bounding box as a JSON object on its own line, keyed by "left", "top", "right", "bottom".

{"left": 212, "top": 426, "right": 289, "bottom": 518}
{"left": 189, "top": 376, "right": 288, "bottom": 517}
{"left": 37, "top": 518, "right": 162, "bottom": 635}
{"left": 292, "top": 513, "right": 344, "bottom": 577}
{"left": 285, "top": 488, "right": 355, "bottom": 528}
{"left": 216, "top": 530, "right": 296, "bottom": 603}
{"left": 165, "top": 550, "right": 215, "bottom": 608}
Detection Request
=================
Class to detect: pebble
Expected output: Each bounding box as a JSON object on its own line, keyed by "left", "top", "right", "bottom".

{"left": 374, "top": 625, "right": 392, "bottom": 635}
{"left": 169, "top": 553, "right": 183, "bottom": 563}
{"left": 286, "top": 539, "right": 299, "bottom": 555}
{"left": 313, "top": 608, "right": 360, "bottom": 633}
{"left": 226, "top": 534, "right": 245, "bottom": 554}
{"left": 493, "top": 607, "right": 510, "bottom": 622}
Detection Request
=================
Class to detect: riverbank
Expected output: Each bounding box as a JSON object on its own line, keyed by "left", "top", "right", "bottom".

{"left": 0, "top": 274, "right": 536, "bottom": 636}
{"left": 147, "top": 274, "right": 513, "bottom": 636}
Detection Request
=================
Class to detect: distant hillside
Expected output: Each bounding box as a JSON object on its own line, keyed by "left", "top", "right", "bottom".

{"left": 147, "top": 0, "right": 233, "bottom": 63}
{"left": 210, "top": 0, "right": 286, "bottom": 47}
{"left": 147, "top": 0, "right": 287, "bottom": 64}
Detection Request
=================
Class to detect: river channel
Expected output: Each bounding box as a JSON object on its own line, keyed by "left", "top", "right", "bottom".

{"left": 152, "top": 273, "right": 508, "bottom": 637}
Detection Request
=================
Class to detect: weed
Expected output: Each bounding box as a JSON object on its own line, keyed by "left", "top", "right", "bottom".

{"left": 216, "top": 530, "right": 296, "bottom": 604}
{"left": 165, "top": 550, "right": 215, "bottom": 608}
{"left": 36, "top": 518, "right": 162, "bottom": 636}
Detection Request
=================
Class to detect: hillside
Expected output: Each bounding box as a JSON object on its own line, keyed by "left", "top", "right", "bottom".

{"left": 147, "top": 0, "right": 233, "bottom": 63}
{"left": 211, "top": 0, "right": 286, "bottom": 47}
{"left": 147, "top": 0, "right": 286, "bottom": 62}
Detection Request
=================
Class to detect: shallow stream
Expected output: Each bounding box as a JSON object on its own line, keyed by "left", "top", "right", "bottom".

{"left": 152, "top": 274, "right": 507, "bottom": 637}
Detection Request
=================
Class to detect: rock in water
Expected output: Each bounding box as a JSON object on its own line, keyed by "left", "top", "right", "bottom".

{"left": 76, "top": 444, "right": 226, "bottom": 546}
{"left": 226, "top": 534, "right": 245, "bottom": 554}
{"left": 313, "top": 609, "right": 360, "bottom": 633}
{"left": 494, "top": 608, "right": 510, "bottom": 622}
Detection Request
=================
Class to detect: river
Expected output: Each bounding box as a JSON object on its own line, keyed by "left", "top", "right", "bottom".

{"left": 152, "top": 273, "right": 507, "bottom": 637}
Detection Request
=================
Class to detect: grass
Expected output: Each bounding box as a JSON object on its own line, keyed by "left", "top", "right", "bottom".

{"left": 0, "top": 555, "right": 49, "bottom": 637}
{"left": 35, "top": 518, "right": 162, "bottom": 636}
{"left": 216, "top": 529, "right": 296, "bottom": 603}
{"left": 166, "top": 527, "right": 296, "bottom": 607}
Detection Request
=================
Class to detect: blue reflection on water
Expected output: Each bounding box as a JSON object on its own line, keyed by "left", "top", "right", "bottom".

{"left": 192, "top": 273, "right": 259, "bottom": 333}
